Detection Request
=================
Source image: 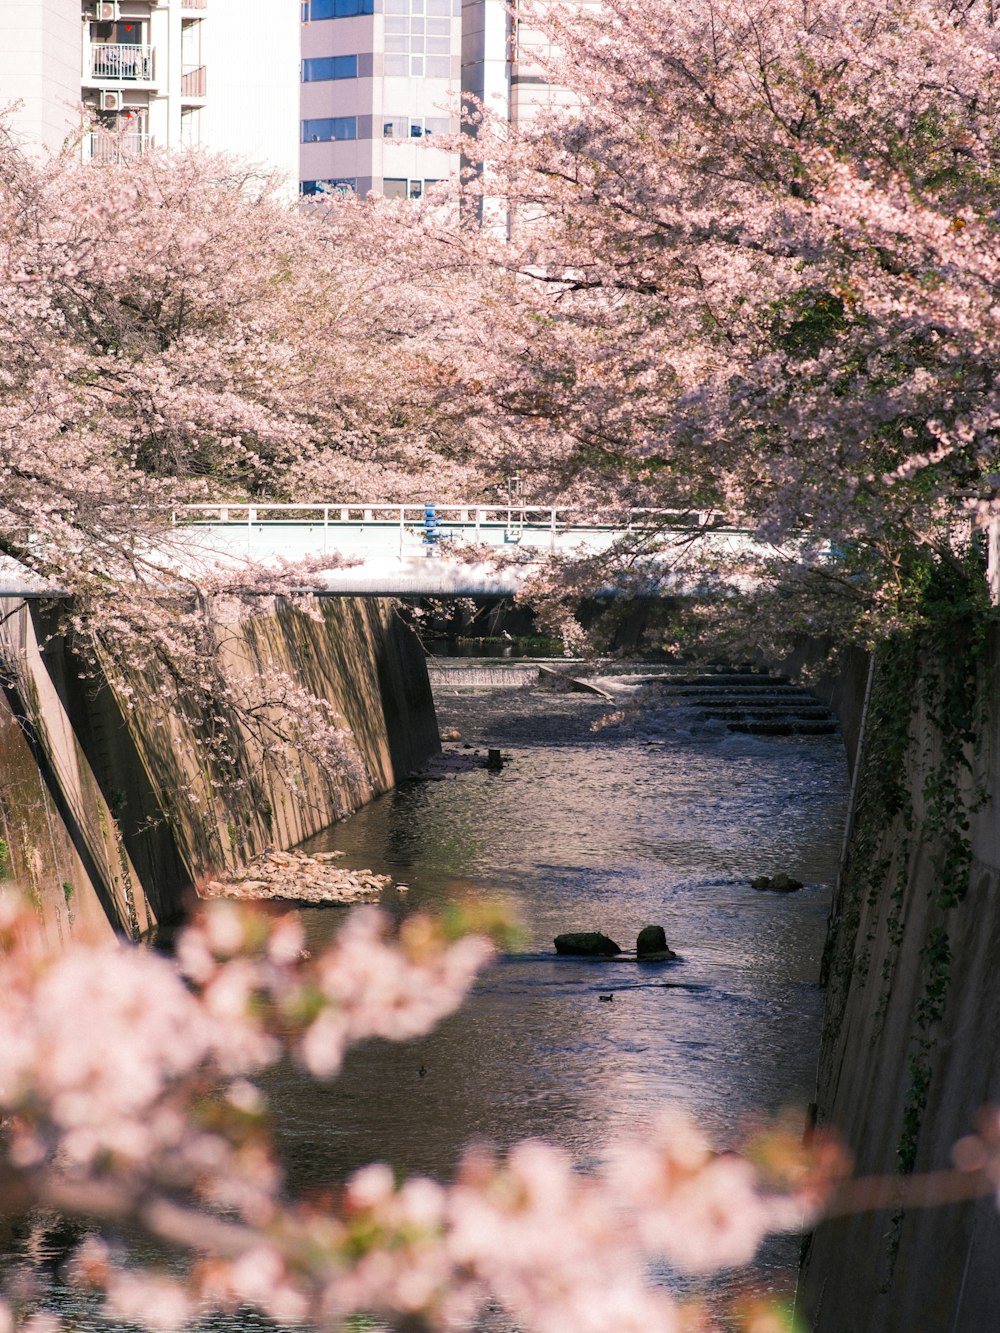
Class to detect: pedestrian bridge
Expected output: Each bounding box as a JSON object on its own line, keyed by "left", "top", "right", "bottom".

{"left": 165, "top": 502, "right": 806, "bottom": 597}
{"left": 0, "top": 503, "right": 814, "bottom": 599}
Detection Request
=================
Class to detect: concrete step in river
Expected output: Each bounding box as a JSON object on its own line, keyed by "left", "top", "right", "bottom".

{"left": 654, "top": 670, "right": 838, "bottom": 736}
{"left": 426, "top": 659, "right": 839, "bottom": 736}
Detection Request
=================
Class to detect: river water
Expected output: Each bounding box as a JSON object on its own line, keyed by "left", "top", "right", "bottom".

{"left": 264, "top": 667, "right": 850, "bottom": 1312}
{"left": 17, "top": 666, "right": 849, "bottom": 1325}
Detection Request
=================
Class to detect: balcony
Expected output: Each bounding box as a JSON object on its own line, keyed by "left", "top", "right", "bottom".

{"left": 181, "top": 64, "right": 206, "bottom": 98}
{"left": 89, "top": 44, "right": 155, "bottom": 83}
{"left": 85, "top": 131, "right": 152, "bottom": 165}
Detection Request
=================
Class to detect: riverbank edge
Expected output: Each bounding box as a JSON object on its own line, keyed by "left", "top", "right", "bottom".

{"left": 0, "top": 596, "right": 438, "bottom": 939}
{"left": 800, "top": 621, "right": 1000, "bottom": 1331}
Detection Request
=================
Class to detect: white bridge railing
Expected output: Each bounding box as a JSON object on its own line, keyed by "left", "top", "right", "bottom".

{"left": 173, "top": 503, "right": 725, "bottom": 532}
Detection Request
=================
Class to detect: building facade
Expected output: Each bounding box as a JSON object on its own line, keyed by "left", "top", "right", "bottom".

{"left": 299, "top": 0, "right": 463, "bottom": 200}
{"left": 0, "top": 0, "right": 299, "bottom": 190}
{"left": 0, "top": 2, "right": 569, "bottom": 203}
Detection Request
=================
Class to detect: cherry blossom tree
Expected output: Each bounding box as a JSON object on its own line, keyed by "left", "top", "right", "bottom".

{"left": 0, "top": 123, "right": 494, "bottom": 797}
{"left": 436, "top": 0, "right": 1000, "bottom": 646}
{"left": 0, "top": 889, "right": 853, "bottom": 1332}
{"left": 0, "top": 888, "right": 998, "bottom": 1332}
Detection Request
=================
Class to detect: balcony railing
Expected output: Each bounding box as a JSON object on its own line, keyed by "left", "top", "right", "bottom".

{"left": 90, "top": 44, "right": 155, "bottom": 82}
{"left": 181, "top": 64, "right": 206, "bottom": 97}
{"left": 85, "top": 131, "right": 152, "bottom": 164}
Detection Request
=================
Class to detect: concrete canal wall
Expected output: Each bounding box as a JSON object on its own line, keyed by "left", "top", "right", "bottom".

{"left": 0, "top": 596, "right": 438, "bottom": 939}
{"left": 801, "top": 622, "right": 1000, "bottom": 1332}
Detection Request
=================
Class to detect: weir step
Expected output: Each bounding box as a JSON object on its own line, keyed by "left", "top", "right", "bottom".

{"left": 697, "top": 705, "right": 833, "bottom": 720}
{"left": 727, "top": 719, "right": 838, "bottom": 735}
{"left": 667, "top": 687, "right": 817, "bottom": 702}
{"left": 661, "top": 673, "right": 791, "bottom": 688}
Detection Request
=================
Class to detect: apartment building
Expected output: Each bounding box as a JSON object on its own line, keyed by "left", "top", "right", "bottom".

{"left": 297, "top": 0, "right": 581, "bottom": 202}
{"left": 299, "top": 0, "right": 463, "bottom": 199}
{"left": 0, "top": 0, "right": 299, "bottom": 188}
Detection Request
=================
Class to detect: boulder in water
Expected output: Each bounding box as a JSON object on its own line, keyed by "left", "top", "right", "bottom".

{"left": 554, "top": 931, "right": 622, "bottom": 957}
{"left": 636, "top": 924, "right": 677, "bottom": 962}
{"left": 751, "top": 873, "right": 803, "bottom": 893}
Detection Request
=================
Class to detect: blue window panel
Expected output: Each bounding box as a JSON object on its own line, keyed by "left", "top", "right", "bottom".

{"left": 302, "top": 55, "right": 358, "bottom": 81}
{"left": 308, "top": 0, "right": 374, "bottom": 18}
{"left": 300, "top": 179, "right": 357, "bottom": 196}
{"left": 301, "top": 117, "right": 358, "bottom": 142}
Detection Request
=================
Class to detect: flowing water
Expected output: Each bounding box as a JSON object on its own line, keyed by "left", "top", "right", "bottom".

{"left": 19, "top": 665, "right": 850, "bottom": 1324}
{"left": 265, "top": 667, "right": 851, "bottom": 1311}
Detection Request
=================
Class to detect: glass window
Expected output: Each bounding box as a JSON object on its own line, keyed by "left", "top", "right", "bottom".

{"left": 302, "top": 55, "right": 358, "bottom": 81}
{"left": 91, "top": 20, "right": 145, "bottom": 43}
{"left": 409, "top": 180, "right": 423, "bottom": 199}
{"left": 383, "top": 118, "right": 406, "bottom": 137}
{"left": 384, "top": 54, "right": 407, "bottom": 74}
{"left": 300, "top": 178, "right": 358, "bottom": 195}
{"left": 385, "top": 16, "right": 407, "bottom": 31}
{"left": 424, "top": 116, "right": 449, "bottom": 136}
{"left": 410, "top": 35, "right": 425, "bottom": 51}
{"left": 427, "top": 0, "right": 450, "bottom": 14}
{"left": 425, "top": 55, "right": 449, "bottom": 76}
{"left": 410, "top": 18, "right": 424, "bottom": 32}
{"left": 308, "top": 0, "right": 374, "bottom": 18}
{"left": 426, "top": 35, "right": 449, "bottom": 53}
{"left": 410, "top": 55, "right": 423, "bottom": 75}
{"left": 385, "top": 35, "right": 407, "bottom": 51}
{"left": 383, "top": 178, "right": 407, "bottom": 199}
{"left": 384, "top": 0, "right": 407, "bottom": 10}
{"left": 409, "top": 119, "right": 423, "bottom": 137}
{"left": 301, "top": 116, "right": 358, "bottom": 142}
{"left": 427, "top": 18, "right": 450, "bottom": 34}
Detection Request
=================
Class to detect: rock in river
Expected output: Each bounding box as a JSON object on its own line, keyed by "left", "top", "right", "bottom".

{"left": 554, "top": 931, "right": 622, "bottom": 957}
{"left": 636, "top": 924, "right": 677, "bottom": 962}
{"left": 751, "top": 873, "right": 803, "bottom": 893}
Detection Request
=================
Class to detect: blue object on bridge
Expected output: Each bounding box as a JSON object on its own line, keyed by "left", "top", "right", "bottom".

{"left": 423, "top": 503, "right": 440, "bottom": 549}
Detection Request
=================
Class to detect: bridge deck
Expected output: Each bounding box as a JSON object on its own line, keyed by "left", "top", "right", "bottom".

{"left": 0, "top": 504, "right": 806, "bottom": 598}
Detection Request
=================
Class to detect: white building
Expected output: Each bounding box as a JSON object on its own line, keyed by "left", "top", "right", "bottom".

{"left": 0, "top": 0, "right": 299, "bottom": 190}
{"left": 297, "top": 0, "right": 576, "bottom": 202}
{"left": 299, "top": 0, "right": 462, "bottom": 200}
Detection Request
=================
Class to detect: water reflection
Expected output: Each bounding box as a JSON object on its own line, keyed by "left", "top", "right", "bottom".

{"left": 16, "top": 670, "right": 850, "bottom": 1326}
{"left": 266, "top": 678, "right": 849, "bottom": 1207}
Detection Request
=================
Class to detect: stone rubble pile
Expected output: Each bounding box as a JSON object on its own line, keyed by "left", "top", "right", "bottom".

{"left": 201, "top": 848, "right": 393, "bottom": 905}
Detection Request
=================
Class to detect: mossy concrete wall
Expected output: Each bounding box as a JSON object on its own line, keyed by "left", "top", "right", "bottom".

{"left": 0, "top": 596, "right": 437, "bottom": 940}
{"left": 800, "top": 624, "right": 1000, "bottom": 1332}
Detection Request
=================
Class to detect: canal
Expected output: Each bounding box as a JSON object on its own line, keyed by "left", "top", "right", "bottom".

{"left": 265, "top": 665, "right": 850, "bottom": 1312}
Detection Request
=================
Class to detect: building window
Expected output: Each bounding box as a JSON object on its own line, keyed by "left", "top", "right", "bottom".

{"left": 91, "top": 20, "right": 145, "bottom": 44}
{"left": 302, "top": 117, "right": 358, "bottom": 142}
{"left": 300, "top": 178, "right": 357, "bottom": 196}
{"left": 180, "top": 107, "right": 201, "bottom": 146}
{"left": 302, "top": 55, "right": 359, "bottom": 81}
{"left": 382, "top": 178, "right": 431, "bottom": 200}
{"left": 379, "top": 6, "right": 450, "bottom": 74}
{"left": 306, "top": 0, "right": 374, "bottom": 18}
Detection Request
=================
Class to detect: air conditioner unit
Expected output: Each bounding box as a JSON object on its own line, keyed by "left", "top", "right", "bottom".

{"left": 100, "top": 90, "right": 124, "bottom": 112}
{"left": 96, "top": 1, "right": 120, "bottom": 20}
